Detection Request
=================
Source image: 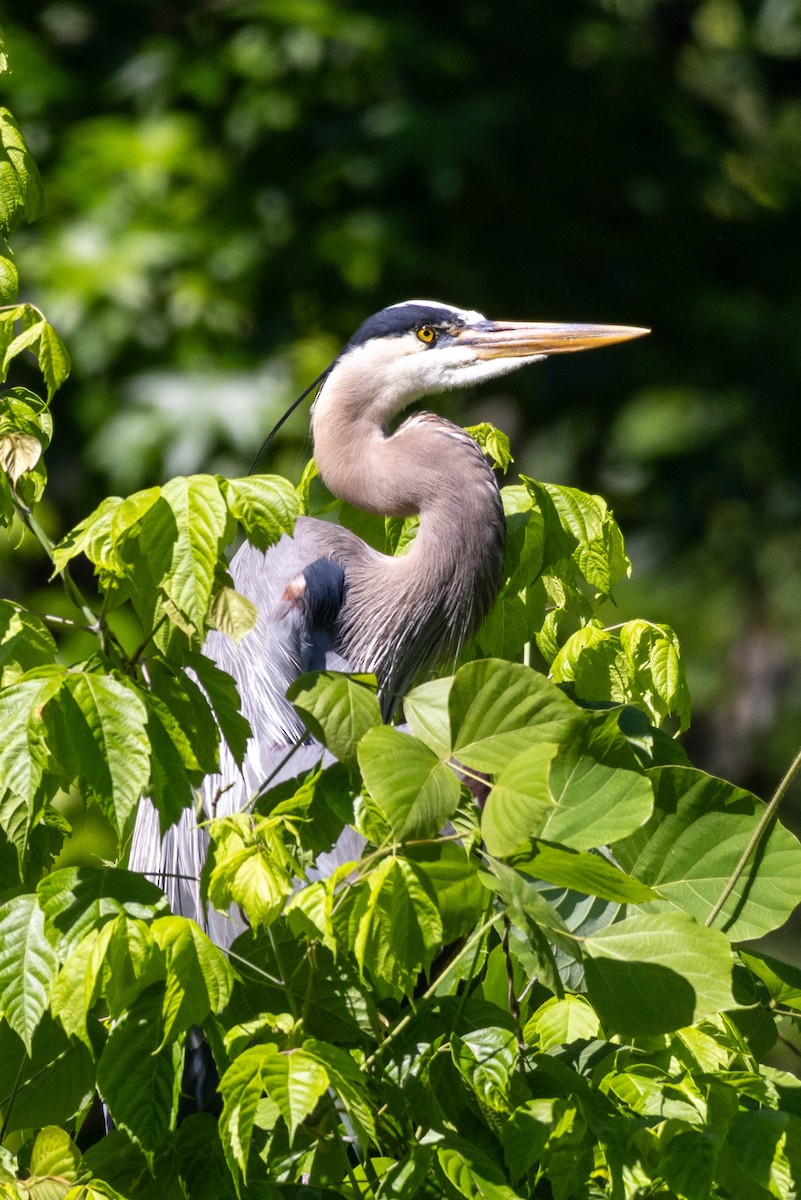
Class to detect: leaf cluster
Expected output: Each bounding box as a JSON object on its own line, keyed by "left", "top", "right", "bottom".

{"left": 3, "top": 62, "right": 801, "bottom": 1200}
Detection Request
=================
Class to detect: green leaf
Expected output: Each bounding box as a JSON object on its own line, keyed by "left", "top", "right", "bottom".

{"left": 261, "top": 1047, "right": 330, "bottom": 1143}
{"left": 583, "top": 911, "right": 735, "bottom": 1036}
{"left": 405, "top": 842, "right": 487, "bottom": 941}
{"left": 151, "top": 915, "right": 234, "bottom": 1043}
{"left": 437, "top": 1137, "right": 522, "bottom": 1200}
{"left": 451, "top": 1026, "right": 518, "bottom": 1111}
{"left": 523, "top": 995, "right": 600, "bottom": 1051}
{"left": 175, "top": 1113, "right": 236, "bottom": 1200}
{"left": 37, "top": 865, "right": 169, "bottom": 952}
{"left": 159, "top": 474, "right": 232, "bottom": 635}
{"left": 96, "top": 989, "right": 182, "bottom": 1161}
{"left": 302, "top": 1038, "right": 377, "bottom": 1148}
{"left": 403, "top": 675, "right": 452, "bottom": 759}
{"left": 501, "top": 1099, "right": 561, "bottom": 1183}
{"left": 0, "top": 1015, "right": 95, "bottom": 1135}
{"left": 545, "top": 712, "right": 654, "bottom": 850}
{"left": 0, "top": 600, "right": 57, "bottom": 686}
{"left": 288, "top": 670, "right": 382, "bottom": 766}
{"left": 219, "top": 1044, "right": 272, "bottom": 1177}
{"left": 42, "top": 672, "right": 150, "bottom": 837}
{"left": 660, "top": 1129, "right": 719, "bottom": 1200}
{"left": 28, "top": 1126, "right": 81, "bottom": 1197}
{"left": 618, "top": 766, "right": 801, "bottom": 940}
{"left": 481, "top": 744, "right": 559, "bottom": 856}
{"left": 0, "top": 253, "right": 18, "bottom": 303}
{"left": 448, "top": 659, "right": 579, "bottom": 772}
{"left": 0, "top": 108, "right": 45, "bottom": 236}
{"left": 535, "top": 480, "right": 630, "bottom": 594}
{"left": 720, "top": 1110, "right": 801, "bottom": 1200}
{"left": 0, "top": 893, "right": 58, "bottom": 1051}
{"left": 185, "top": 650, "right": 251, "bottom": 767}
{"left": 207, "top": 814, "right": 295, "bottom": 928}
{"left": 353, "top": 856, "right": 443, "bottom": 994}
{"left": 36, "top": 321, "right": 71, "bottom": 401}
{"left": 222, "top": 474, "right": 299, "bottom": 550}
{"left": 51, "top": 494, "right": 126, "bottom": 574}
{"left": 0, "top": 676, "right": 53, "bottom": 802}
{"left": 358, "top": 725, "right": 460, "bottom": 839}
{"left": 208, "top": 585, "right": 258, "bottom": 644}
{"left": 510, "top": 841, "right": 658, "bottom": 903}
{"left": 464, "top": 422, "right": 513, "bottom": 470}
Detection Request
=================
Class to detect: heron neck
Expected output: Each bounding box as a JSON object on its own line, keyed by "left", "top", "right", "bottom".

{"left": 313, "top": 409, "right": 506, "bottom": 709}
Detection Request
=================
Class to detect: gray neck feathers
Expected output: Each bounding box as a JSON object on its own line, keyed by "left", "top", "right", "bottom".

{"left": 312, "top": 407, "right": 506, "bottom": 715}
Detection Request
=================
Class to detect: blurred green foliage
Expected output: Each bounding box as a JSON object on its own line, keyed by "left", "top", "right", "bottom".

{"left": 1, "top": 0, "right": 801, "bottom": 793}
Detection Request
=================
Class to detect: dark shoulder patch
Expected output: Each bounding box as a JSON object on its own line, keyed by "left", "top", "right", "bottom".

{"left": 344, "top": 302, "right": 465, "bottom": 351}
{"left": 300, "top": 558, "right": 347, "bottom": 633}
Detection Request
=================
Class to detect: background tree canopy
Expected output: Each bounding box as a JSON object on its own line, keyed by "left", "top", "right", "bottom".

{"left": 2, "top": 0, "right": 801, "bottom": 798}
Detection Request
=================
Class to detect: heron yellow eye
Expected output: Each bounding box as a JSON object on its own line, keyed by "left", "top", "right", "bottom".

{"left": 416, "top": 325, "right": 436, "bottom": 344}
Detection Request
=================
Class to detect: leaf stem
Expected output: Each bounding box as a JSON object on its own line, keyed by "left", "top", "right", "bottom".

{"left": 363, "top": 909, "right": 502, "bottom": 1069}
{"left": 705, "top": 743, "right": 801, "bottom": 928}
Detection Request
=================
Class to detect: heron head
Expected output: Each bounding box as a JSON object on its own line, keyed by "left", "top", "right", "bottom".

{"left": 323, "top": 300, "right": 649, "bottom": 422}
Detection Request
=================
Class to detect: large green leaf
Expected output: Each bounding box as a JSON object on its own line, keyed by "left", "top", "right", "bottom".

{"left": 509, "top": 841, "right": 657, "bottom": 904}
{"left": 358, "top": 725, "right": 460, "bottom": 839}
{"left": 288, "top": 670, "right": 381, "bottom": 766}
{"left": 437, "top": 1137, "right": 522, "bottom": 1200}
{"left": 617, "top": 766, "right": 801, "bottom": 940}
{"left": 41, "top": 672, "right": 150, "bottom": 837}
{"left": 448, "top": 659, "right": 579, "bottom": 772}
{"left": 151, "top": 915, "right": 234, "bottom": 1043}
{"left": 261, "top": 1047, "right": 330, "bottom": 1143}
{"left": 353, "top": 856, "right": 443, "bottom": 995}
{"left": 0, "top": 1015, "right": 95, "bottom": 1135}
{"left": 451, "top": 1026, "right": 518, "bottom": 1112}
{"left": 405, "top": 842, "right": 487, "bottom": 941}
{"left": 222, "top": 474, "right": 298, "bottom": 550}
{"left": 219, "top": 1044, "right": 272, "bottom": 1177}
{"left": 583, "top": 911, "right": 736, "bottom": 1036}
{"left": 481, "top": 744, "right": 558, "bottom": 856}
{"left": 0, "top": 893, "right": 58, "bottom": 1051}
{"left": 544, "top": 713, "right": 654, "bottom": 850}
{"left": 37, "top": 866, "right": 169, "bottom": 951}
{"left": 160, "top": 474, "right": 232, "bottom": 635}
{"left": 403, "top": 675, "right": 453, "bottom": 759}
{"left": 0, "top": 676, "right": 57, "bottom": 803}
{"left": 27, "top": 1126, "right": 81, "bottom": 1198}
{"left": 0, "top": 107, "right": 45, "bottom": 235}
{"left": 96, "top": 989, "right": 182, "bottom": 1160}
{"left": 0, "top": 601, "right": 57, "bottom": 686}
{"left": 185, "top": 650, "right": 251, "bottom": 767}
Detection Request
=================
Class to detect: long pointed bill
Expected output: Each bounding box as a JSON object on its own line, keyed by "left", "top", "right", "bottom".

{"left": 456, "top": 321, "right": 650, "bottom": 359}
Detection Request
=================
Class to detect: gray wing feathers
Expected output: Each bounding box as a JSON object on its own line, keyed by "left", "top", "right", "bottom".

{"left": 129, "top": 521, "right": 359, "bottom": 947}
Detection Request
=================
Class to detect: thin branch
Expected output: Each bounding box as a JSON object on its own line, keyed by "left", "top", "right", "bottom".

{"left": 705, "top": 743, "right": 801, "bottom": 929}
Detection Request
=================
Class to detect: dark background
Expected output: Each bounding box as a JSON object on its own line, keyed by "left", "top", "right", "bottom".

{"left": 2, "top": 0, "right": 801, "bottom": 805}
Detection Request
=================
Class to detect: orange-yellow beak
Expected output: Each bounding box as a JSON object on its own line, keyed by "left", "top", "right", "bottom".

{"left": 455, "top": 320, "right": 650, "bottom": 359}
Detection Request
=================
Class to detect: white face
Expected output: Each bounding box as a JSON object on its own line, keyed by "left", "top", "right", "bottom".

{"left": 329, "top": 314, "right": 545, "bottom": 423}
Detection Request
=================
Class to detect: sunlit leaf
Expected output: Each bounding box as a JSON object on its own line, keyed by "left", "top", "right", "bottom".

{"left": 96, "top": 989, "right": 181, "bottom": 1161}
{"left": 0, "top": 893, "right": 58, "bottom": 1051}
{"left": 288, "top": 670, "right": 381, "bottom": 766}
{"left": 358, "top": 725, "right": 460, "bottom": 839}
{"left": 583, "top": 911, "right": 735, "bottom": 1035}
{"left": 222, "top": 474, "right": 298, "bottom": 550}
{"left": 448, "top": 658, "right": 579, "bottom": 772}
{"left": 617, "top": 766, "right": 801, "bottom": 940}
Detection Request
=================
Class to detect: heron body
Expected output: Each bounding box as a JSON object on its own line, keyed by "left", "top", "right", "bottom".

{"left": 129, "top": 300, "right": 647, "bottom": 941}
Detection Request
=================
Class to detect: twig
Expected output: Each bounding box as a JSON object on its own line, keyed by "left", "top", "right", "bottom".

{"left": 705, "top": 743, "right": 801, "bottom": 929}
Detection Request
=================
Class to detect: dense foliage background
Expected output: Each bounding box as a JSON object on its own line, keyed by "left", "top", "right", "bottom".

{"left": 1, "top": 1, "right": 800, "bottom": 800}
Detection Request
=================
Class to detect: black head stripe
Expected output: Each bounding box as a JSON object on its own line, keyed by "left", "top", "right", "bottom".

{"left": 343, "top": 303, "right": 467, "bottom": 351}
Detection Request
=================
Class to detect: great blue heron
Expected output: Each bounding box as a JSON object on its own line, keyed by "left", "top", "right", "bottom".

{"left": 129, "top": 300, "right": 647, "bottom": 942}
